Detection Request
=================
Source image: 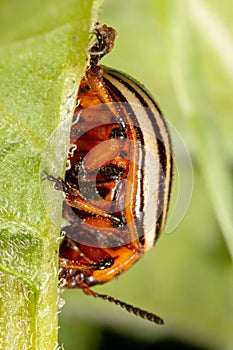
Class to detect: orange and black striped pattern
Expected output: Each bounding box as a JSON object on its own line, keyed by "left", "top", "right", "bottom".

{"left": 49, "top": 23, "right": 173, "bottom": 324}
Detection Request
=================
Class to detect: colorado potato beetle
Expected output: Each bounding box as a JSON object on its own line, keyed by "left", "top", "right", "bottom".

{"left": 48, "top": 23, "right": 173, "bottom": 324}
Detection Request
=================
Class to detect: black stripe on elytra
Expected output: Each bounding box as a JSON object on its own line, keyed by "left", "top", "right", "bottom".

{"left": 108, "top": 69, "right": 173, "bottom": 213}
{"left": 102, "top": 74, "right": 145, "bottom": 246}
{"left": 105, "top": 69, "right": 169, "bottom": 239}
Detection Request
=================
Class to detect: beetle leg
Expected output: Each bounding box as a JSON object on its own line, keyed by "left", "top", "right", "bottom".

{"left": 47, "top": 173, "right": 124, "bottom": 227}
{"left": 46, "top": 174, "right": 70, "bottom": 192}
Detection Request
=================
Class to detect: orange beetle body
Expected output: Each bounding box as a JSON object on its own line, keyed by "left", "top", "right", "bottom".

{"left": 49, "top": 24, "right": 173, "bottom": 324}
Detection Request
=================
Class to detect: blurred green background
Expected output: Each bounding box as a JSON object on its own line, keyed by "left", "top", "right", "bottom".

{"left": 59, "top": 1, "right": 233, "bottom": 349}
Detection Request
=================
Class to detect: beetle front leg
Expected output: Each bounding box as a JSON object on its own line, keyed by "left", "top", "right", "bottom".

{"left": 46, "top": 173, "right": 70, "bottom": 193}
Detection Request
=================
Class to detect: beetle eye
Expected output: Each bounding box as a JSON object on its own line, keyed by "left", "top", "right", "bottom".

{"left": 109, "top": 127, "right": 127, "bottom": 139}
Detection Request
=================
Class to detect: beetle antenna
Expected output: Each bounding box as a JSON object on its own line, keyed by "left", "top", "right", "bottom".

{"left": 84, "top": 288, "right": 164, "bottom": 325}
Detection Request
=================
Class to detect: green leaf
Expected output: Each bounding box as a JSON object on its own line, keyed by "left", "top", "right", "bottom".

{"left": 0, "top": 0, "right": 103, "bottom": 348}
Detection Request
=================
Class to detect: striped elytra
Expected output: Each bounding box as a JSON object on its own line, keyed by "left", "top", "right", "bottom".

{"left": 49, "top": 23, "right": 173, "bottom": 325}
